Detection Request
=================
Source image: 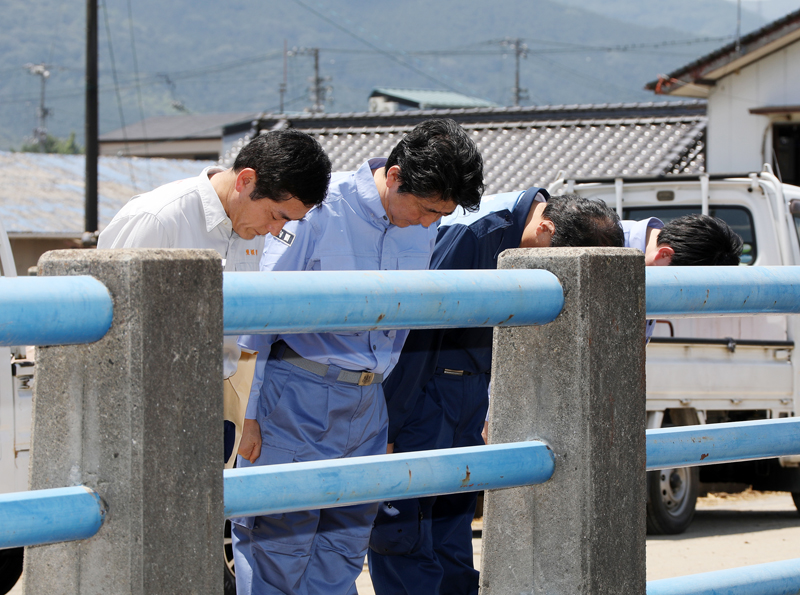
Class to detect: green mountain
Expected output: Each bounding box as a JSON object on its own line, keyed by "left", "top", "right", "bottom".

{"left": 0, "top": 0, "right": 771, "bottom": 151}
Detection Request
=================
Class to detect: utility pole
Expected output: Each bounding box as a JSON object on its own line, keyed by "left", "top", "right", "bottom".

{"left": 289, "top": 47, "right": 331, "bottom": 113}
{"left": 24, "top": 63, "right": 51, "bottom": 150}
{"left": 84, "top": 0, "right": 99, "bottom": 240}
{"left": 501, "top": 38, "right": 529, "bottom": 107}
{"left": 735, "top": 0, "right": 742, "bottom": 53}
{"left": 279, "top": 40, "right": 287, "bottom": 114}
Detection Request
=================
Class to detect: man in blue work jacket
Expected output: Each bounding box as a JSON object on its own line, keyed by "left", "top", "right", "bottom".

{"left": 368, "top": 190, "right": 625, "bottom": 595}
{"left": 231, "top": 119, "right": 485, "bottom": 595}
{"left": 623, "top": 214, "right": 742, "bottom": 340}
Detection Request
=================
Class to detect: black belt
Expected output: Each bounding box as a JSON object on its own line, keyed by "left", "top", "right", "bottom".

{"left": 271, "top": 341, "right": 383, "bottom": 386}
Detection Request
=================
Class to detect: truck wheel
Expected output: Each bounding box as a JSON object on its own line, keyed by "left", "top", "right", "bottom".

{"left": 224, "top": 520, "right": 236, "bottom": 595}
{"left": 0, "top": 547, "right": 23, "bottom": 595}
{"left": 646, "top": 467, "right": 699, "bottom": 535}
{"left": 792, "top": 492, "right": 800, "bottom": 514}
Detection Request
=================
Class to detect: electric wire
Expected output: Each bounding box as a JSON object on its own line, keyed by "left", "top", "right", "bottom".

{"left": 126, "top": 0, "right": 154, "bottom": 189}
{"left": 100, "top": 0, "right": 136, "bottom": 188}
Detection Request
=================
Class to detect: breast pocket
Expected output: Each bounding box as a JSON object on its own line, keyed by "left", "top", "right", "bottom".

{"left": 232, "top": 260, "right": 260, "bottom": 272}
{"left": 395, "top": 252, "right": 431, "bottom": 271}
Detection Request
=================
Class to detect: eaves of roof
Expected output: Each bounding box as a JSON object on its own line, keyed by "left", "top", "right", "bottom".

{"left": 100, "top": 112, "right": 260, "bottom": 142}
{"left": 255, "top": 100, "right": 706, "bottom": 129}
{"left": 645, "top": 8, "right": 800, "bottom": 97}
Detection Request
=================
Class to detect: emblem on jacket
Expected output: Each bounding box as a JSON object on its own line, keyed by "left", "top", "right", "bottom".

{"left": 276, "top": 229, "right": 295, "bottom": 246}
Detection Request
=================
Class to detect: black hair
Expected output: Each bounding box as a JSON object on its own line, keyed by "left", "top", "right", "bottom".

{"left": 232, "top": 129, "right": 331, "bottom": 207}
{"left": 385, "top": 119, "right": 484, "bottom": 212}
{"left": 543, "top": 194, "right": 625, "bottom": 248}
{"left": 657, "top": 214, "right": 743, "bottom": 266}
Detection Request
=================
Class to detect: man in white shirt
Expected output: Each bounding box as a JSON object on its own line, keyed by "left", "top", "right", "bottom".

{"left": 98, "top": 129, "right": 332, "bottom": 460}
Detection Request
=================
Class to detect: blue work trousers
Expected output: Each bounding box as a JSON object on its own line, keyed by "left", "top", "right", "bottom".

{"left": 232, "top": 355, "right": 388, "bottom": 595}
{"left": 368, "top": 372, "right": 488, "bottom": 595}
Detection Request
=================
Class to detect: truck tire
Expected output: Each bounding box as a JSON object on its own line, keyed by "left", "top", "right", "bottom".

{"left": 224, "top": 520, "right": 236, "bottom": 595}
{"left": 0, "top": 547, "right": 23, "bottom": 595}
{"left": 646, "top": 467, "right": 699, "bottom": 535}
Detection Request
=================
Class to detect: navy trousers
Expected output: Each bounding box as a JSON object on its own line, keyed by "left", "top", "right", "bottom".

{"left": 368, "top": 372, "right": 488, "bottom": 595}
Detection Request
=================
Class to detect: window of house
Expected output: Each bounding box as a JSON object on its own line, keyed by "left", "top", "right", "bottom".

{"left": 622, "top": 206, "right": 756, "bottom": 265}
{"left": 773, "top": 123, "right": 800, "bottom": 185}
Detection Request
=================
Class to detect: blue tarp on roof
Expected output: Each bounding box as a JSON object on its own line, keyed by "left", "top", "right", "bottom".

{"left": 0, "top": 152, "right": 214, "bottom": 234}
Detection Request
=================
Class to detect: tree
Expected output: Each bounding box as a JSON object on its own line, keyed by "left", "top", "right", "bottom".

{"left": 19, "top": 132, "right": 83, "bottom": 154}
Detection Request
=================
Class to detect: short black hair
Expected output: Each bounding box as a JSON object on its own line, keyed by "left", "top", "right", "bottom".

{"left": 657, "top": 214, "right": 743, "bottom": 266}
{"left": 543, "top": 194, "right": 625, "bottom": 248}
{"left": 232, "top": 129, "right": 331, "bottom": 207}
{"left": 385, "top": 119, "right": 484, "bottom": 212}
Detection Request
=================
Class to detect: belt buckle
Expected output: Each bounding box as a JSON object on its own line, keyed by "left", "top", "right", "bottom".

{"left": 358, "top": 371, "right": 375, "bottom": 386}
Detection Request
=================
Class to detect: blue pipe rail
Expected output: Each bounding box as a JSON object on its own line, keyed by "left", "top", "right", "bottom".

{"left": 0, "top": 276, "right": 112, "bottom": 347}
{"left": 0, "top": 486, "right": 105, "bottom": 550}
{"left": 222, "top": 269, "right": 564, "bottom": 334}
{"left": 646, "top": 417, "right": 800, "bottom": 471}
{"left": 4, "top": 415, "right": 799, "bottom": 548}
{"left": 5, "top": 265, "right": 800, "bottom": 345}
{"left": 646, "top": 266, "right": 800, "bottom": 318}
{"left": 646, "top": 558, "right": 800, "bottom": 595}
{"left": 223, "top": 441, "right": 555, "bottom": 518}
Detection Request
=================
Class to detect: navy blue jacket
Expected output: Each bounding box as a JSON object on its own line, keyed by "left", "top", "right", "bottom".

{"left": 383, "top": 187, "right": 549, "bottom": 442}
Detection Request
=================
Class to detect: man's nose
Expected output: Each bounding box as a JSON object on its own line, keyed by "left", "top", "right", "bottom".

{"left": 420, "top": 213, "right": 441, "bottom": 228}
{"left": 267, "top": 220, "right": 286, "bottom": 236}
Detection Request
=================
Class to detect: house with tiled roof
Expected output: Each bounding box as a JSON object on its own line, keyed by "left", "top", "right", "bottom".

{"left": 222, "top": 100, "right": 708, "bottom": 194}
{"left": 368, "top": 88, "right": 498, "bottom": 112}
{"left": 100, "top": 112, "right": 260, "bottom": 160}
{"left": 646, "top": 8, "right": 800, "bottom": 181}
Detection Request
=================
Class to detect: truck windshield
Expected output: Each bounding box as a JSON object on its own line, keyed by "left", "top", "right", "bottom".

{"left": 622, "top": 206, "right": 756, "bottom": 265}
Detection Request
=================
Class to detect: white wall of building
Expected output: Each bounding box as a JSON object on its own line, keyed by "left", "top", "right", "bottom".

{"left": 706, "top": 40, "right": 800, "bottom": 173}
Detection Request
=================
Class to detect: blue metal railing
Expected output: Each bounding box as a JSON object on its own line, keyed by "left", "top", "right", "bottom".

{"left": 5, "top": 417, "right": 799, "bottom": 549}
{"left": 646, "top": 417, "right": 800, "bottom": 470}
{"left": 222, "top": 269, "right": 565, "bottom": 334}
{"left": 5, "top": 265, "right": 800, "bottom": 346}
{"left": 0, "top": 276, "right": 112, "bottom": 346}
{"left": 224, "top": 441, "right": 555, "bottom": 518}
{"left": 647, "top": 558, "right": 800, "bottom": 595}
{"left": 0, "top": 486, "right": 105, "bottom": 549}
{"left": 0, "top": 269, "right": 564, "bottom": 347}
{"left": 646, "top": 266, "right": 800, "bottom": 318}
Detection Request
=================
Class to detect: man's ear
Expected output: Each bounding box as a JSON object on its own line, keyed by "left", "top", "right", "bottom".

{"left": 651, "top": 245, "right": 674, "bottom": 266}
{"left": 540, "top": 218, "right": 555, "bottom": 237}
{"left": 235, "top": 168, "right": 257, "bottom": 193}
{"left": 385, "top": 165, "right": 402, "bottom": 189}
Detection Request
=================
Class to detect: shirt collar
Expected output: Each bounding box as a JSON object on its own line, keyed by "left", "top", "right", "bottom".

{"left": 624, "top": 217, "right": 664, "bottom": 251}
{"left": 353, "top": 158, "right": 390, "bottom": 226}
{"left": 498, "top": 187, "right": 549, "bottom": 253}
{"left": 198, "top": 166, "right": 231, "bottom": 234}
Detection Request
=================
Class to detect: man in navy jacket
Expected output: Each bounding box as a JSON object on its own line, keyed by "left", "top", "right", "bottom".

{"left": 368, "top": 189, "right": 625, "bottom": 595}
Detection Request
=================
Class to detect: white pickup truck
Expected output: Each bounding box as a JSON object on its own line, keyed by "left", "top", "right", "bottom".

{"left": 550, "top": 164, "right": 800, "bottom": 534}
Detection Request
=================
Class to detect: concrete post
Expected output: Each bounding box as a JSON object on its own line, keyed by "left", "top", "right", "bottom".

{"left": 25, "top": 249, "right": 223, "bottom": 595}
{"left": 480, "top": 248, "right": 647, "bottom": 595}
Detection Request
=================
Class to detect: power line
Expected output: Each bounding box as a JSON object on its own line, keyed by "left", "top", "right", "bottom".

{"left": 126, "top": 0, "right": 153, "bottom": 189}
{"left": 291, "top": 0, "right": 467, "bottom": 94}
{"left": 100, "top": 0, "right": 137, "bottom": 188}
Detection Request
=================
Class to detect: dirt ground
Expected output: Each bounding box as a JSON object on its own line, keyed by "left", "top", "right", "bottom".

{"left": 355, "top": 490, "right": 800, "bottom": 594}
